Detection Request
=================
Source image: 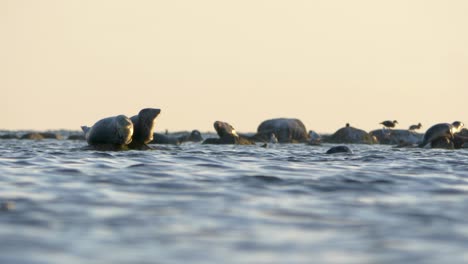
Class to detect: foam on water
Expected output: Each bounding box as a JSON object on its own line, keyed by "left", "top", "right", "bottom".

{"left": 1, "top": 139, "right": 468, "bottom": 264}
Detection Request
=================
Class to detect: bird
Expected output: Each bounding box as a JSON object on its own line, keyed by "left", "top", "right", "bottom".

{"left": 408, "top": 123, "right": 422, "bottom": 131}
{"left": 380, "top": 120, "right": 398, "bottom": 129}
{"left": 269, "top": 133, "right": 278, "bottom": 144}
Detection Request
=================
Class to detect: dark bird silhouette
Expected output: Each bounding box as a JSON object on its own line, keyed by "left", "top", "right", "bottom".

{"left": 380, "top": 120, "right": 398, "bottom": 129}
{"left": 408, "top": 123, "right": 422, "bottom": 131}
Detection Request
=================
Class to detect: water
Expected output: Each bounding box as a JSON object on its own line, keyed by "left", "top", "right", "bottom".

{"left": 1, "top": 138, "right": 468, "bottom": 264}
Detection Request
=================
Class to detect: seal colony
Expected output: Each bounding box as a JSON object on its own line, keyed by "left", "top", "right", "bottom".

{"left": 4, "top": 107, "right": 465, "bottom": 149}
{"left": 6, "top": 107, "right": 464, "bottom": 152}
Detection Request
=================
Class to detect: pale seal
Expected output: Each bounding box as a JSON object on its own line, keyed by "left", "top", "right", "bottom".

{"left": 308, "top": 130, "right": 321, "bottom": 145}
{"left": 82, "top": 114, "right": 134, "bottom": 150}
{"left": 418, "top": 121, "right": 464, "bottom": 148}
{"left": 269, "top": 134, "right": 278, "bottom": 144}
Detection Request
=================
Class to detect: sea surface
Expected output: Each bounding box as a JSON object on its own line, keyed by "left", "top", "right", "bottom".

{"left": 1, "top": 137, "right": 468, "bottom": 264}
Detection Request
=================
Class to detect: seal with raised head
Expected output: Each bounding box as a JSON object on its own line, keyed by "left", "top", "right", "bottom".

{"left": 308, "top": 130, "right": 321, "bottom": 145}
{"left": 128, "top": 108, "right": 161, "bottom": 150}
{"left": 203, "top": 121, "right": 255, "bottom": 145}
{"left": 419, "top": 121, "right": 464, "bottom": 148}
{"left": 82, "top": 114, "right": 134, "bottom": 150}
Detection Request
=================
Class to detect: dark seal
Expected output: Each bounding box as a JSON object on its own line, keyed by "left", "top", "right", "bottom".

{"left": 202, "top": 121, "right": 255, "bottom": 145}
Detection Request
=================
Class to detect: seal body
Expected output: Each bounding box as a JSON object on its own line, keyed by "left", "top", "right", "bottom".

{"left": 370, "top": 129, "right": 422, "bottom": 145}
{"left": 254, "top": 118, "right": 309, "bottom": 143}
{"left": 326, "top": 126, "right": 376, "bottom": 144}
{"left": 203, "top": 121, "right": 255, "bottom": 145}
{"left": 419, "top": 121, "right": 464, "bottom": 148}
{"left": 326, "top": 146, "right": 352, "bottom": 154}
{"left": 151, "top": 130, "right": 203, "bottom": 145}
{"left": 419, "top": 123, "right": 452, "bottom": 148}
{"left": 308, "top": 130, "right": 321, "bottom": 145}
{"left": 83, "top": 115, "right": 134, "bottom": 147}
{"left": 128, "top": 108, "right": 161, "bottom": 149}
{"left": 151, "top": 133, "right": 182, "bottom": 145}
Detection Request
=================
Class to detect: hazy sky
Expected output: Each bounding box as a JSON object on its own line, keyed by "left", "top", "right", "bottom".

{"left": 2, "top": 0, "right": 467, "bottom": 133}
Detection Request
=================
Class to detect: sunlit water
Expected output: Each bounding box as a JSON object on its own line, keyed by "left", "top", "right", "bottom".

{"left": 1, "top": 138, "right": 468, "bottom": 264}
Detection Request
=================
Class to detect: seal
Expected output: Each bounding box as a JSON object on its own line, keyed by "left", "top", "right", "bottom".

{"left": 82, "top": 114, "right": 134, "bottom": 150}
{"left": 326, "top": 145, "right": 352, "bottom": 154}
{"left": 151, "top": 132, "right": 181, "bottom": 145}
{"left": 128, "top": 108, "right": 161, "bottom": 150}
{"left": 202, "top": 121, "right": 255, "bottom": 145}
{"left": 151, "top": 130, "right": 203, "bottom": 145}
{"left": 308, "top": 130, "right": 321, "bottom": 145}
{"left": 326, "top": 125, "right": 376, "bottom": 144}
{"left": 178, "top": 130, "right": 204, "bottom": 143}
{"left": 269, "top": 134, "right": 278, "bottom": 144}
{"left": 418, "top": 121, "right": 464, "bottom": 148}
{"left": 253, "top": 118, "right": 309, "bottom": 143}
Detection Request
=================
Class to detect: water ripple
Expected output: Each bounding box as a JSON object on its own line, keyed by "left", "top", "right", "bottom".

{"left": 1, "top": 140, "right": 468, "bottom": 264}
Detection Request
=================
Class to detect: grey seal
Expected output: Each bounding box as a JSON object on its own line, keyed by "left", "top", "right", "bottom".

{"left": 151, "top": 130, "right": 203, "bottom": 145}
{"left": 202, "top": 121, "right": 255, "bottom": 145}
{"left": 128, "top": 108, "right": 161, "bottom": 150}
{"left": 269, "top": 134, "right": 278, "bottom": 144}
{"left": 308, "top": 130, "right": 321, "bottom": 145}
{"left": 326, "top": 145, "right": 353, "bottom": 154}
{"left": 326, "top": 125, "right": 377, "bottom": 144}
{"left": 82, "top": 114, "right": 134, "bottom": 150}
{"left": 253, "top": 118, "right": 309, "bottom": 143}
{"left": 418, "top": 121, "right": 464, "bottom": 148}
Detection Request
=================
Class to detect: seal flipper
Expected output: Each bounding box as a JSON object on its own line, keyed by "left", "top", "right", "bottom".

{"left": 127, "top": 141, "right": 153, "bottom": 150}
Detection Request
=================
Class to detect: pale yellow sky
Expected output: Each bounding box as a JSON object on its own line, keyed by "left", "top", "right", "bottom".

{"left": 2, "top": 0, "right": 467, "bottom": 133}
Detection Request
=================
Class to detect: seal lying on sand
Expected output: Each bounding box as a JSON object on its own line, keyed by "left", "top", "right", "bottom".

{"left": 252, "top": 118, "right": 309, "bottom": 143}
{"left": 202, "top": 121, "right": 255, "bottom": 145}
{"left": 82, "top": 115, "right": 134, "bottom": 150}
{"left": 419, "top": 121, "right": 464, "bottom": 149}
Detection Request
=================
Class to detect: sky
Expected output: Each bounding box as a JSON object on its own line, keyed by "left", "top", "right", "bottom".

{"left": 1, "top": 0, "right": 467, "bottom": 133}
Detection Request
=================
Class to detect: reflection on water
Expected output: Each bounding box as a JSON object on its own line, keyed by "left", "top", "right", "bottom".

{"left": 0, "top": 139, "right": 468, "bottom": 264}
